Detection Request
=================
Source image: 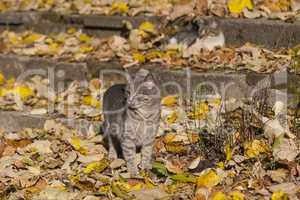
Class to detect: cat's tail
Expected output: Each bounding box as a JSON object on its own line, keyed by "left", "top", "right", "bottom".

{"left": 100, "top": 119, "right": 109, "bottom": 138}
{"left": 99, "top": 120, "right": 110, "bottom": 150}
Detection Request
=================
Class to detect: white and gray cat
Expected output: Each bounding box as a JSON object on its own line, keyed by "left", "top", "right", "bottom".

{"left": 103, "top": 69, "right": 161, "bottom": 176}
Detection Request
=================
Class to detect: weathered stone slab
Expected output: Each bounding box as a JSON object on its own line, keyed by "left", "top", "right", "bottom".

{"left": 0, "top": 111, "right": 48, "bottom": 131}
{"left": 0, "top": 110, "right": 100, "bottom": 133}
{"left": 0, "top": 11, "right": 40, "bottom": 25}
{"left": 0, "top": 54, "right": 298, "bottom": 132}
{"left": 0, "top": 54, "right": 298, "bottom": 107}
{"left": 218, "top": 18, "right": 300, "bottom": 48}
{"left": 83, "top": 15, "right": 161, "bottom": 29}
{"left": 0, "top": 12, "right": 300, "bottom": 48}
{"left": 0, "top": 54, "right": 89, "bottom": 83}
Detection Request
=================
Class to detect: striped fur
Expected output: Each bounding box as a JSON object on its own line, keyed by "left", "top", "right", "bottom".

{"left": 103, "top": 69, "right": 161, "bottom": 176}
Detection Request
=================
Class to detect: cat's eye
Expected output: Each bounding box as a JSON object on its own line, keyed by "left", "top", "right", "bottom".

{"left": 125, "top": 90, "right": 131, "bottom": 96}
{"left": 142, "top": 96, "right": 151, "bottom": 102}
{"left": 134, "top": 95, "right": 145, "bottom": 102}
{"left": 135, "top": 95, "right": 144, "bottom": 101}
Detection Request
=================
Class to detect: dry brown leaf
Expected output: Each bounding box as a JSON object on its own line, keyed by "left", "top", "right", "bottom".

{"left": 110, "top": 158, "right": 125, "bottom": 169}
{"left": 267, "top": 169, "right": 288, "bottom": 183}
{"left": 195, "top": 0, "right": 208, "bottom": 14}
{"left": 165, "top": 160, "right": 184, "bottom": 174}
{"left": 291, "top": 0, "right": 300, "bottom": 11}
{"left": 273, "top": 138, "right": 299, "bottom": 162}
{"left": 269, "top": 182, "right": 300, "bottom": 196}
{"left": 168, "top": 2, "right": 195, "bottom": 20}
{"left": 5, "top": 138, "right": 32, "bottom": 148}
{"left": 165, "top": 141, "right": 188, "bottom": 154}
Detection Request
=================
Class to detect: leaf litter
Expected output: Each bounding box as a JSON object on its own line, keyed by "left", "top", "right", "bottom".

{"left": 0, "top": 4, "right": 299, "bottom": 199}
{"left": 0, "top": 26, "right": 293, "bottom": 73}
{"left": 0, "top": 78, "right": 299, "bottom": 199}
{"left": 1, "top": 0, "right": 300, "bottom": 20}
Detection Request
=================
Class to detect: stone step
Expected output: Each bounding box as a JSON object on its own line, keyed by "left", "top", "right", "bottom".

{"left": 0, "top": 54, "right": 298, "bottom": 108}
{"left": 0, "top": 54, "right": 298, "bottom": 132}
{"left": 0, "top": 11, "right": 300, "bottom": 48}
{"left": 0, "top": 110, "right": 100, "bottom": 133}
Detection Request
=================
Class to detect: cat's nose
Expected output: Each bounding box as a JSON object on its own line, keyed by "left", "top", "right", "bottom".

{"left": 127, "top": 98, "right": 134, "bottom": 107}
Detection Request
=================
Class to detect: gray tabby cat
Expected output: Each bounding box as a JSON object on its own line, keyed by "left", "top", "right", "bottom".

{"left": 103, "top": 69, "right": 161, "bottom": 176}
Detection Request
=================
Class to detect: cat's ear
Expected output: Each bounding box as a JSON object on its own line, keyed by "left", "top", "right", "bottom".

{"left": 133, "top": 69, "right": 149, "bottom": 85}
{"left": 136, "top": 69, "right": 150, "bottom": 78}
{"left": 144, "top": 74, "right": 156, "bottom": 89}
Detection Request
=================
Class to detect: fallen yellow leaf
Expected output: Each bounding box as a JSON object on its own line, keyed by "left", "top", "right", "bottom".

{"left": 188, "top": 102, "right": 209, "bottom": 120}
{"left": 83, "top": 95, "right": 101, "bottom": 108}
{"left": 45, "top": 0, "right": 54, "bottom": 6}
{"left": 48, "top": 43, "right": 60, "bottom": 55}
{"left": 69, "top": 174, "right": 80, "bottom": 184}
{"left": 67, "top": 27, "right": 77, "bottom": 34}
{"left": 161, "top": 96, "right": 177, "bottom": 107}
{"left": 84, "top": 0, "right": 92, "bottom": 4}
{"left": 6, "top": 77, "right": 15, "bottom": 85}
{"left": 56, "top": 34, "right": 66, "bottom": 43}
{"left": 115, "top": 182, "right": 131, "bottom": 193}
{"left": 70, "top": 137, "right": 88, "bottom": 155}
{"left": 79, "top": 45, "right": 94, "bottom": 53}
{"left": 98, "top": 185, "right": 110, "bottom": 193}
{"left": 70, "top": 137, "right": 82, "bottom": 149}
{"left": 8, "top": 32, "right": 21, "bottom": 45}
{"left": 111, "top": 2, "right": 129, "bottom": 14}
{"left": 228, "top": 0, "right": 253, "bottom": 14}
{"left": 244, "top": 139, "right": 269, "bottom": 158}
{"left": 165, "top": 111, "right": 177, "bottom": 124}
{"left": 23, "top": 33, "right": 43, "bottom": 45}
{"left": 144, "top": 177, "right": 155, "bottom": 189}
{"left": 138, "top": 21, "right": 157, "bottom": 37}
{"left": 209, "top": 98, "right": 222, "bottom": 107}
{"left": 83, "top": 159, "right": 109, "bottom": 174}
{"left": 79, "top": 34, "right": 91, "bottom": 43}
{"left": 139, "top": 22, "right": 156, "bottom": 33}
{"left": 197, "top": 170, "right": 221, "bottom": 189}
{"left": 44, "top": 37, "right": 54, "bottom": 44}
{"left": 1, "top": 85, "right": 35, "bottom": 100}
{"left": 145, "top": 50, "right": 163, "bottom": 60}
{"left": 216, "top": 162, "right": 225, "bottom": 169}
{"left": 132, "top": 53, "right": 146, "bottom": 63}
{"left": 271, "top": 191, "right": 288, "bottom": 200}
{"left": 131, "top": 183, "right": 144, "bottom": 191}
{"left": 112, "top": 182, "right": 134, "bottom": 199}
{"left": 212, "top": 191, "right": 227, "bottom": 200}
{"left": 0, "top": 72, "right": 5, "bottom": 85}
{"left": 229, "top": 191, "right": 244, "bottom": 200}
{"left": 225, "top": 143, "right": 232, "bottom": 161}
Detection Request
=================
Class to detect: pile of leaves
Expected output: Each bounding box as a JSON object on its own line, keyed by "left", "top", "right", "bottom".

{"left": 0, "top": 27, "right": 292, "bottom": 73}
{"left": 1, "top": 0, "right": 300, "bottom": 21}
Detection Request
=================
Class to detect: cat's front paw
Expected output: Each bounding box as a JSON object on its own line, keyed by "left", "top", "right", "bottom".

{"left": 108, "top": 150, "right": 118, "bottom": 161}
{"left": 140, "top": 162, "right": 152, "bottom": 171}
{"left": 128, "top": 167, "right": 139, "bottom": 178}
